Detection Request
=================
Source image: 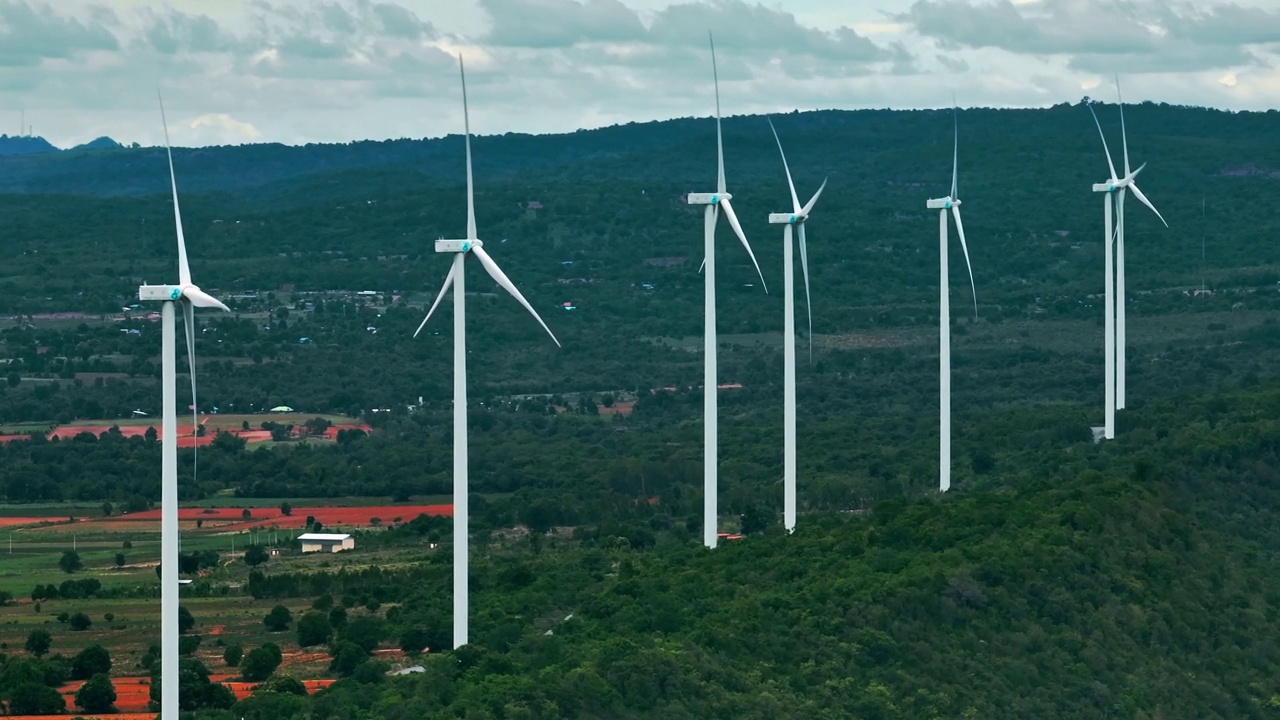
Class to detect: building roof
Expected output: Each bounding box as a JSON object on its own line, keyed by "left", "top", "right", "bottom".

{"left": 297, "top": 533, "right": 351, "bottom": 541}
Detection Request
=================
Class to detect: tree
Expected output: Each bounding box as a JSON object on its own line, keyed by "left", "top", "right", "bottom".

{"left": 58, "top": 550, "right": 83, "bottom": 573}
{"left": 68, "top": 611, "right": 92, "bottom": 631}
{"left": 179, "top": 635, "right": 203, "bottom": 656}
{"left": 328, "top": 606, "right": 348, "bottom": 629}
{"left": 101, "top": 501, "right": 113, "bottom": 516}
{"left": 179, "top": 605, "right": 196, "bottom": 634}
{"left": 74, "top": 672, "right": 116, "bottom": 713}
{"left": 150, "top": 658, "right": 235, "bottom": 712}
{"left": 263, "top": 604, "right": 292, "bottom": 632}
{"left": 740, "top": 504, "right": 770, "bottom": 535}
{"left": 114, "top": 552, "right": 126, "bottom": 567}
{"left": 341, "top": 615, "right": 384, "bottom": 654}
{"left": 257, "top": 674, "right": 307, "bottom": 696}
{"left": 8, "top": 682, "right": 65, "bottom": 714}
{"left": 241, "top": 508, "right": 253, "bottom": 520}
{"left": 24, "top": 628, "right": 52, "bottom": 657}
{"left": 223, "top": 643, "right": 243, "bottom": 667}
{"left": 280, "top": 501, "right": 292, "bottom": 516}
{"left": 328, "top": 640, "right": 368, "bottom": 676}
{"left": 312, "top": 593, "right": 333, "bottom": 611}
{"left": 71, "top": 644, "right": 112, "bottom": 679}
{"left": 240, "top": 645, "right": 282, "bottom": 682}
{"left": 244, "top": 544, "right": 269, "bottom": 567}
{"left": 398, "top": 627, "right": 433, "bottom": 655}
{"left": 296, "top": 611, "right": 331, "bottom": 647}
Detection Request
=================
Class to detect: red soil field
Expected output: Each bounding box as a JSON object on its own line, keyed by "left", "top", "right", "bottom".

{"left": 120, "top": 504, "right": 452, "bottom": 527}
{"left": 0, "top": 517, "right": 68, "bottom": 527}
{"left": 38, "top": 422, "right": 371, "bottom": 447}
{"left": 239, "top": 505, "right": 452, "bottom": 528}
{"left": 52, "top": 675, "right": 336, "bottom": 714}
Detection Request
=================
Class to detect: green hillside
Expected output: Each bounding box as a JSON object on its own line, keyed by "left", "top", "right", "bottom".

{"left": 0, "top": 102, "right": 1279, "bottom": 718}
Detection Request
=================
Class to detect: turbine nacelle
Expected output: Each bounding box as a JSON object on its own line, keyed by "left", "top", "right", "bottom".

{"left": 768, "top": 212, "right": 804, "bottom": 225}
{"left": 139, "top": 283, "right": 230, "bottom": 312}
{"left": 687, "top": 192, "right": 730, "bottom": 206}
{"left": 927, "top": 196, "right": 961, "bottom": 210}
{"left": 436, "top": 238, "right": 482, "bottom": 253}
{"left": 140, "top": 284, "right": 184, "bottom": 302}
{"left": 1094, "top": 163, "right": 1147, "bottom": 193}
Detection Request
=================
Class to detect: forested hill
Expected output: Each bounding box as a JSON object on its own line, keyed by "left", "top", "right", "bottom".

{"left": 253, "top": 400, "right": 1280, "bottom": 719}
{"left": 0, "top": 101, "right": 1277, "bottom": 197}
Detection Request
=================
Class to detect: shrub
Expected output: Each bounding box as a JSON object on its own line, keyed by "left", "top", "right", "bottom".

{"left": 223, "top": 643, "right": 243, "bottom": 667}
{"left": 263, "top": 605, "right": 292, "bottom": 632}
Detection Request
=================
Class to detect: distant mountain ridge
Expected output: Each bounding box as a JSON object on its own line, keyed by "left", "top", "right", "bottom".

{"left": 0, "top": 134, "right": 121, "bottom": 157}
{"left": 0, "top": 101, "right": 1270, "bottom": 198}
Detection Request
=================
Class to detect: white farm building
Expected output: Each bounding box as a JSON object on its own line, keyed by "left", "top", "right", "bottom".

{"left": 298, "top": 533, "right": 354, "bottom": 553}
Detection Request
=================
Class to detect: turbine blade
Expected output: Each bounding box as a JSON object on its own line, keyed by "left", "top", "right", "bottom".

{"left": 951, "top": 101, "right": 959, "bottom": 199}
{"left": 951, "top": 206, "right": 978, "bottom": 320}
{"left": 697, "top": 258, "right": 706, "bottom": 274}
{"left": 801, "top": 177, "right": 828, "bottom": 217}
{"left": 767, "top": 117, "right": 800, "bottom": 213}
{"left": 414, "top": 262, "right": 458, "bottom": 338}
{"left": 1116, "top": 74, "right": 1131, "bottom": 177}
{"left": 460, "top": 56, "right": 476, "bottom": 241}
{"left": 159, "top": 91, "right": 191, "bottom": 286}
{"left": 182, "top": 286, "right": 230, "bottom": 312}
{"left": 471, "top": 245, "right": 561, "bottom": 347}
{"left": 710, "top": 32, "right": 725, "bottom": 195}
{"left": 1087, "top": 102, "right": 1119, "bottom": 181}
{"left": 1129, "top": 183, "right": 1169, "bottom": 228}
{"left": 798, "top": 223, "right": 813, "bottom": 362}
{"left": 719, "top": 198, "right": 767, "bottom": 294}
{"left": 182, "top": 301, "right": 198, "bottom": 485}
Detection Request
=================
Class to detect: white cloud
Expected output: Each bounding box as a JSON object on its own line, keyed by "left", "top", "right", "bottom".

{"left": 3, "top": 0, "right": 1280, "bottom": 148}
{"left": 187, "top": 112, "right": 261, "bottom": 143}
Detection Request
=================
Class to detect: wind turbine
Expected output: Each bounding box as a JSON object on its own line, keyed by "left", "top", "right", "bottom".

{"left": 766, "top": 118, "right": 826, "bottom": 532}
{"left": 137, "top": 93, "right": 229, "bottom": 720}
{"left": 1088, "top": 80, "right": 1167, "bottom": 438}
{"left": 925, "top": 106, "right": 976, "bottom": 493}
{"left": 685, "top": 33, "right": 768, "bottom": 549}
{"left": 413, "top": 57, "right": 560, "bottom": 647}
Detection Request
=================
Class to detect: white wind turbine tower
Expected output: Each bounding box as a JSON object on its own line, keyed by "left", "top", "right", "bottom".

{"left": 925, "top": 107, "right": 977, "bottom": 493}
{"left": 137, "top": 94, "right": 230, "bottom": 720}
{"left": 685, "top": 33, "right": 768, "bottom": 549}
{"left": 414, "top": 57, "right": 560, "bottom": 647}
{"left": 766, "top": 118, "right": 826, "bottom": 531}
{"left": 1088, "top": 81, "right": 1166, "bottom": 439}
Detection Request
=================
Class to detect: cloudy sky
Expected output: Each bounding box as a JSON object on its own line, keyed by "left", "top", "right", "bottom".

{"left": 3, "top": 0, "right": 1280, "bottom": 147}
